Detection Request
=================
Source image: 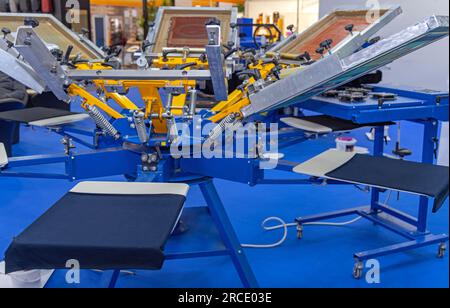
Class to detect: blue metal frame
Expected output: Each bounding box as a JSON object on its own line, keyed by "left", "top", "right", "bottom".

{"left": 0, "top": 87, "right": 448, "bottom": 285}
{"left": 298, "top": 86, "right": 449, "bottom": 124}
{"left": 295, "top": 119, "right": 449, "bottom": 268}
{"left": 105, "top": 178, "right": 258, "bottom": 289}
{"left": 1, "top": 148, "right": 142, "bottom": 180}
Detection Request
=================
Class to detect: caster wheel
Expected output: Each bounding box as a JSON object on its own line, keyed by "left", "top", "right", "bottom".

{"left": 438, "top": 243, "right": 447, "bottom": 259}
{"left": 296, "top": 225, "right": 304, "bottom": 239}
{"left": 353, "top": 262, "right": 364, "bottom": 280}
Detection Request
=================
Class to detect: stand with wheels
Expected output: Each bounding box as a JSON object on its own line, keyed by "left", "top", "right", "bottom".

{"left": 295, "top": 121, "right": 449, "bottom": 279}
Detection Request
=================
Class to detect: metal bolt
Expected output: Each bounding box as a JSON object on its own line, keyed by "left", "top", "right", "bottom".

{"left": 141, "top": 153, "right": 149, "bottom": 163}
{"left": 150, "top": 154, "right": 158, "bottom": 162}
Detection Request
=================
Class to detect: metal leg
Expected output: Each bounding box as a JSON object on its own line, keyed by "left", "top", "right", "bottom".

{"left": 294, "top": 121, "right": 448, "bottom": 279}
{"left": 371, "top": 125, "right": 385, "bottom": 212}
{"left": 199, "top": 179, "right": 259, "bottom": 288}
{"left": 354, "top": 234, "right": 449, "bottom": 261}
{"left": 417, "top": 121, "right": 438, "bottom": 233}
{"left": 98, "top": 269, "right": 120, "bottom": 288}
{"left": 108, "top": 270, "right": 121, "bottom": 288}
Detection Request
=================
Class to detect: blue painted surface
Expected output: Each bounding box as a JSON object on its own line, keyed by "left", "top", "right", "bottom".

{"left": 299, "top": 86, "right": 449, "bottom": 124}
{"left": 0, "top": 120, "right": 448, "bottom": 288}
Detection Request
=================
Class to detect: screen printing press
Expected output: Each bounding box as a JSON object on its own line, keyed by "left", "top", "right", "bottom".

{"left": 0, "top": 7, "right": 449, "bottom": 288}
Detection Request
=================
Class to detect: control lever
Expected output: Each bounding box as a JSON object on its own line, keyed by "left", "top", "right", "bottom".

{"left": 162, "top": 49, "right": 178, "bottom": 62}
{"left": 61, "top": 45, "right": 76, "bottom": 68}
{"left": 62, "top": 45, "right": 73, "bottom": 63}
{"left": 175, "top": 62, "right": 198, "bottom": 70}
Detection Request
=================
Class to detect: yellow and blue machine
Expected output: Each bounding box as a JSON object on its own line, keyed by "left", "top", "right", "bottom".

{"left": 0, "top": 7, "right": 449, "bottom": 287}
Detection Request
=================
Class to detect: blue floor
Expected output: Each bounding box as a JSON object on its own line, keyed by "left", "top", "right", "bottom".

{"left": 0, "top": 121, "right": 448, "bottom": 288}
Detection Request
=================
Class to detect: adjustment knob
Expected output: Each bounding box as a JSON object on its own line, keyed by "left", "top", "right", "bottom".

{"left": 345, "top": 24, "right": 354, "bottom": 35}
{"left": 316, "top": 47, "right": 325, "bottom": 57}
{"left": 320, "top": 39, "right": 333, "bottom": 50}
{"left": 1, "top": 27, "right": 11, "bottom": 38}
{"left": 24, "top": 17, "right": 39, "bottom": 28}
{"left": 206, "top": 18, "right": 221, "bottom": 26}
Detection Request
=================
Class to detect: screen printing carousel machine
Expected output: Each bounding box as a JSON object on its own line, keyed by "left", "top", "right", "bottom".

{"left": 0, "top": 7, "right": 449, "bottom": 288}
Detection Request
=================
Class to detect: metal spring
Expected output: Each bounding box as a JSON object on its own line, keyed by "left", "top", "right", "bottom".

{"left": 133, "top": 111, "right": 149, "bottom": 144}
{"left": 85, "top": 105, "right": 120, "bottom": 139}
{"left": 208, "top": 113, "right": 239, "bottom": 141}
{"left": 166, "top": 117, "right": 181, "bottom": 144}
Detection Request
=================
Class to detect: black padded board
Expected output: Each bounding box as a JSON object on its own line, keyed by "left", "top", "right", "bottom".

{"left": 326, "top": 154, "right": 449, "bottom": 213}
{"left": 304, "top": 115, "right": 393, "bottom": 132}
{"left": 0, "top": 107, "right": 78, "bottom": 124}
{"left": 5, "top": 192, "right": 186, "bottom": 273}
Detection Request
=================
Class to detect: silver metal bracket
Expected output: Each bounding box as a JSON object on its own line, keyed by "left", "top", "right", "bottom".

{"left": 205, "top": 24, "right": 228, "bottom": 102}
{"left": 0, "top": 142, "right": 8, "bottom": 169}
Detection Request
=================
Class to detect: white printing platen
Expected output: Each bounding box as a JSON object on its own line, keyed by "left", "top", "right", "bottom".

{"left": 29, "top": 114, "right": 91, "bottom": 127}
{"left": 293, "top": 149, "right": 356, "bottom": 178}
{"left": 71, "top": 181, "right": 190, "bottom": 197}
{"left": 281, "top": 117, "right": 333, "bottom": 134}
